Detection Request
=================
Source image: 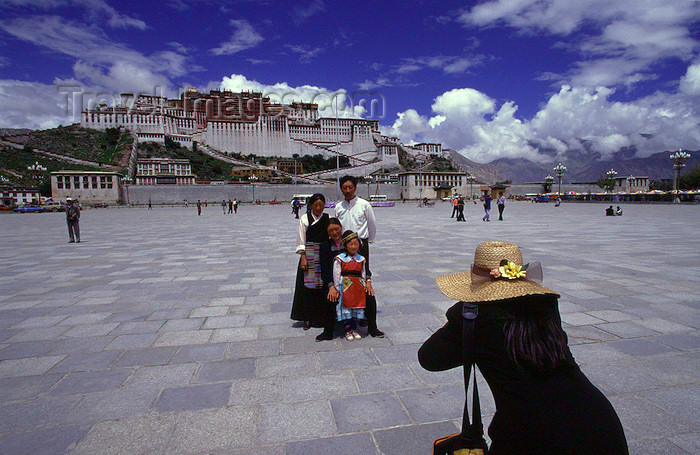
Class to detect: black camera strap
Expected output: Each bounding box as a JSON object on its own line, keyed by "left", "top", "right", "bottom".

{"left": 460, "top": 302, "right": 484, "bottom": 442}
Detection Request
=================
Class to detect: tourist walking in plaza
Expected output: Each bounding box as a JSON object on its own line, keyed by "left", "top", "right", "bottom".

{"left": 291, "top": 193, "right": 330, "bottom": 330}
{"left": 497, "top": 191, "right": 506, "bottom": 221}
{"left": 456, "top": 196, "right": 466, "bottom": 222}
{"left": 450, "top": 197, "right": 459, "bottom": 218}
{"left": 316, "top": 218, "right": 345, "bottom": 341}
{"left": 228, "top": 199, "right": 233, "bottom": 214}
{"left": 65, "top": 197, "right": 80, "bottom": 243}
{"left": 233, "top": 198, "right": 238, "bottom": 213}
{"left": 335, "top": 175, "right": 384, "bottom": 337}
{"left": 482, "top": 193, "right": 492, "bottom": 221}
{"left": 419, "top": 241, "right": 628, "bottom": 454}
{"left": 197, "top": 200, "right": 202, "bottom": 215}
{"left": 221, "top": 200, "right": 226, "bottom": 214}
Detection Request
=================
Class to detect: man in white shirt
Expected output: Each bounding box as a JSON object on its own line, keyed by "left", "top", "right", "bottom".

{"left": 335, "top": 175, "right": 384, "bottom": 337}
{"left": 497, "top": 191, "right": 506, "bottom": 221}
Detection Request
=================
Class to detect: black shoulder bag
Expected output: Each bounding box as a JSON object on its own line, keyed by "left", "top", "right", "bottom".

{"left": 432, "top": 302, "right": 489, "bottom": 455}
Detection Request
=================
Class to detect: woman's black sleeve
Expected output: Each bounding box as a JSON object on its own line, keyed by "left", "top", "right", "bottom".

{"left": 418, "top": 302, "right": 464, "bottom": 371}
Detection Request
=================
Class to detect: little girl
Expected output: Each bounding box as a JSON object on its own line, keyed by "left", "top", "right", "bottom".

{"left": 332, "top": 230, "right": 367, "bottom": 341}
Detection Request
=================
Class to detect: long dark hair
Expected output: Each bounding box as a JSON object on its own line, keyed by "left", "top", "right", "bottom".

{"left": 501, "top": 296, "right": 575, "bottom": 378}
{"left": 307, "top": 193, "right": 325, "bottom": 205}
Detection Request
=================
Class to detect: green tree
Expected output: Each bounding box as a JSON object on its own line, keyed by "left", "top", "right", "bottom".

{"left": 104, "top": 127, "right": 120, "bottom": 146}
{"left": 164, "top": 136, "right": 178, "bottom": 151}
{"left": 649, "top": 179, "right": 672, "bottom": 191}
{"left": 679, "top": 165, "right": 700, "bottom": 189}
{"left": 597, "top": 174, "right": 615, "bottom": 192}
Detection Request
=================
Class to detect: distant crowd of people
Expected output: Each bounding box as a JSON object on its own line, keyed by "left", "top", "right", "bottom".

{"left": 448, "top": 191, "right": 508, "bottom": 222}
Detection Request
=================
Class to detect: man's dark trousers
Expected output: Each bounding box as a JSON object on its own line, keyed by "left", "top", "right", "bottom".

{"left": 359, "top": 239, "right": 379, "bottom": 332}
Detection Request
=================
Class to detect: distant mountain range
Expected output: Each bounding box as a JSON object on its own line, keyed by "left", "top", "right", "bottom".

{"left": 449, "top": 147, "right": 699, "bottom": 184}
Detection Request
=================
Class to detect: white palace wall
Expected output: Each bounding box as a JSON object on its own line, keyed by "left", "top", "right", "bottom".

{"left": 82, "top": 108, "right": 381, "bottom": 161}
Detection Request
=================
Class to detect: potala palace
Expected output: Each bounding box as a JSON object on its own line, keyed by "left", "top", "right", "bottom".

{"left": 80, "top": 89, "right": 448, "bottom": 177}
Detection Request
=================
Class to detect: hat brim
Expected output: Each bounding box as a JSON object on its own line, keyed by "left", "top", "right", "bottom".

{"left": 436, "top": 269, "right": 559, "bottom": 303}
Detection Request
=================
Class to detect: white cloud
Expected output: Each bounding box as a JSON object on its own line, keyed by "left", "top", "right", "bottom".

{"left": 0, "top": 16, "right": 186, "bottom": 79}
{"left": 87, "top": 0, "right": 147, "bottom": 30}
{"left": 395, "top": 55, "right": 484, "bottom": 76}
{"left": 680, "top": 62, "right": 700, "bottom": 96}
{"left": 72, "top": 61, "right": 173, "bottom": 95}
{"left": 210, "top": 19, "right": 264, "bottom": 55}
{"left": 357, "top": 77, "right": 392, "bottom": 91}
{"left": 290, "top": 0, "right": 325, "bottom": 25}
{"left": 283, "top": 44, "right": 325, "bottom": 63}
{"left": 459, "top": 0, "right": 700, "bottom": 89}
{"left": 218, "top": 74, "right": 359, "bottom": 118}
{"left": 0, "top": 79, "right": 77, "bottom": 129}
{"left": 0, "top": 15, "right": 194, "bottom": 97}
{"left": 0, "top": 0, "right": 146, "bottom": 29}
{"left": 432, "top": 88, "right": 495, "bottom": 119}
{"left": 385, "top": 64, "right": 700, "bottom": 163}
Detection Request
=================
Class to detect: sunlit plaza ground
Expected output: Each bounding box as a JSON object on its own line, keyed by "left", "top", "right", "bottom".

{"left": 0, "top": 201, "right": 698, "bottom": 454}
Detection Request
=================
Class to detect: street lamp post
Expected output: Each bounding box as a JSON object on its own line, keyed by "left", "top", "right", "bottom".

{"left": 626, "top": 175, "right": 635, "bottom": 199}
{"left": 466, "top": 173, "right": 475, "bottom": 200}
{"left": 292, "top": 154, "right": 298, "bottom": 190}
{"left": 670, "top": 149, "right": 691, "bottom": 202}
{"left": 418, "top": 159, "right": 423, "bottom": 205}
{"left": 553, "top": 163, "right": 566, "bottom": 198}
{"left": 250, "top": 174, "right": 258, "bottom": 203}
{"left": 335, "top": 95, "right": 340, "bottom": 202}
{"left": 606, "top": 168, "right": 617, "bottom": 201}
{"left": 544, "top": 175, "right": 554, "bottom": 193}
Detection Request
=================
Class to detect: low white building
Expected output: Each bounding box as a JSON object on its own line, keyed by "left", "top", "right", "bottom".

{"left": 415, "top": 142, "right": 443, "bottom": 157}
{"left": 1, "top": 186, "right": 40, "bottom": 206}
{"left": 51, "top": 171, "right": 122, "bottom": 204}
{"left": 398, "top": 171, "right": 470, "bottom": 200}
{"left": 136, "top": 158, "right": 195, "bottom": 185}
{"left": 614, "top": 175, "right": 650, "bottom": 193}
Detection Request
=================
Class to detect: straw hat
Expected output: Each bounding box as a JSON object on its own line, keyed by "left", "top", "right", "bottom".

{"left": 436, "top": 241, "right": 559, "bottom": 303}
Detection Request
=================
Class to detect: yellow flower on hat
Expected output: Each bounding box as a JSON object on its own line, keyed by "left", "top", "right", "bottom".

{"left": 499, "top": 260, "right": 526, "bottom": 280}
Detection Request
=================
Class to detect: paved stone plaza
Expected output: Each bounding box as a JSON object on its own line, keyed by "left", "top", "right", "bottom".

{"left": 0, "top": 201, "right": 698, "bottom": 454}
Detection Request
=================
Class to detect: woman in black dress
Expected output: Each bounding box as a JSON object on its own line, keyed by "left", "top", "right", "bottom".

{"left": 315, "top": 217, "right": 345, "bottom": 341}
{"left": 290, "top": 194, "right": 330, "bottom": 330}
{"left": 419, "top": 242, "right": 628, "bottom": 455}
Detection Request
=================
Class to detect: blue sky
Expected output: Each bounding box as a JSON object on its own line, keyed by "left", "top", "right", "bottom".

{"left": 1, "top": 0, "right": 699, "bottom": 164}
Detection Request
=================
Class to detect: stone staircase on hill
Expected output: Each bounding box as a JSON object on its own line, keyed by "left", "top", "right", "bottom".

{"left": 288, "top": 137, "right": 374, "bottom": 165}
{"left": 197, "top": 144, "right": 330, "bottom": 185}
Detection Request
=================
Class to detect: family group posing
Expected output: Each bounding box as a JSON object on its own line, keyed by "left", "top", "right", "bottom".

{"left": 290, "top": 175, "right": 385, "bottom": 341}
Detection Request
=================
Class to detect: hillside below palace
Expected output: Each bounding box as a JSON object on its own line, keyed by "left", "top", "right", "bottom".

{"left": 80, "top": 90, "right": 449, "bottom": 174}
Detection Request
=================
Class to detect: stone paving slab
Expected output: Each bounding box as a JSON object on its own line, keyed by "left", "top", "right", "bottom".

{"left": 0, "top": 202, "right": 699, "bottom": 454}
